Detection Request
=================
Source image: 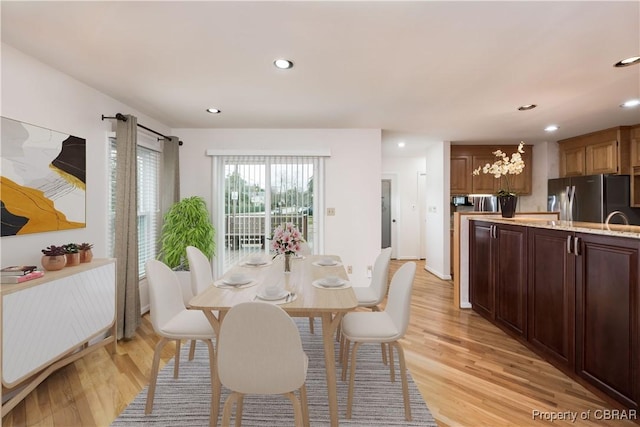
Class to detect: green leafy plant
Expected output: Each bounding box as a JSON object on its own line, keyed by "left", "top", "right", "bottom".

{"left": 63, "top": 243, "right": 79, "bottom": 254}
{"left": 41, "top": 245, "right": 66, "bottom": 256}
{"left": 158, "top": 196, "right": 216, "bottom": 270}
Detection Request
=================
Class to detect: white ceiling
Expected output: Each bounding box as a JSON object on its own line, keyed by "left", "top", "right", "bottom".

{"left": 1, "top": 1, "right": 639, "bottom": 155}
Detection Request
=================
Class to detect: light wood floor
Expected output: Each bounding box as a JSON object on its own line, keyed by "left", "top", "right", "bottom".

{"left": 3, "top": 260, "right": 638, "bottom": 426}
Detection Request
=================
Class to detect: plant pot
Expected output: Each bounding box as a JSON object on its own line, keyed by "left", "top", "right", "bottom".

{"left": 79, "top": 249, "right": 93, "bottom": 263}
{"left": 499, "top": 195, "right": 518, "bottom": 218}
{"left": 65, "top": 253, "right": 80, "bottom": 267}
{"left": 41, "top": 255, "right": 66, "bottom": 271}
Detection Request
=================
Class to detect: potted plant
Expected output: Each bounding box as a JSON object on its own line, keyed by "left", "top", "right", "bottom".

{"left": 78, "top": 242, "right": 94, "bottom": 263}
{"left": 41, "top": 245, "right": 66, "bottom": 271}
{"left": 63, "top": 243, "right": 80, "bottom": 266}
{"left": 158, "top": 196, "right": 216, "bottom": 270}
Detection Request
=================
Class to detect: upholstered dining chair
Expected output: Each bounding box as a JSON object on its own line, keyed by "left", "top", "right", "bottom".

{"left": 217, "top": 301, "right": 310, "bottom": 427}
{"left": 340, "top": 261, "right": 416, "bottom": 421}
{"left": 338, "top": 247, "right": 392, "bottom": 362}
{"left": 144, "top": 259, "right": 216, "bottom": 415}
{"left": 186, "top": 245, "right": 217, "bottom": 359}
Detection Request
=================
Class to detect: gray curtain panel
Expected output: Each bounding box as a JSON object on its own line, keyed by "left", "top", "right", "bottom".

{"left": 115, "top": 115, "right": 141, "bottom": 340}
{"left": 160, "top": 136, "right": 180, "bottom": 219}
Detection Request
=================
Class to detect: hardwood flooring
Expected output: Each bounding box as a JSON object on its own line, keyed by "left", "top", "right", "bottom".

{"left": 3, "top": 260, "right": 638, "bottom": 426}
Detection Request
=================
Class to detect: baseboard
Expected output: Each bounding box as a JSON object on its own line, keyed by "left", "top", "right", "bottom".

{"left": 460, "top": 302, "right": 472, "bottom": 309}
{"left": 424, "top": 265, "right": 452, "bottom": 281}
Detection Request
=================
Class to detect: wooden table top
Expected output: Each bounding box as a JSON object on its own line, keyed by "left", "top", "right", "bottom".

{"left": 189, "top": 254, "right": 358, "bottom": 315}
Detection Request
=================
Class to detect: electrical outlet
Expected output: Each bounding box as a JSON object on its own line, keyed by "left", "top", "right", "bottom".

{"left": 347, "top": 265, "right": 353, "bottom": 274}
{"left": 366, "top": 265, "right": 372, "bottom": 278}
{"left": 327, "top": 207, "right": 336, "bottom": 216}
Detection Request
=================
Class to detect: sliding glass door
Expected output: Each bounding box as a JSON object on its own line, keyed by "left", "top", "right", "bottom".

{"left": 219, "top": 155, "right": 320, "bottom": 271}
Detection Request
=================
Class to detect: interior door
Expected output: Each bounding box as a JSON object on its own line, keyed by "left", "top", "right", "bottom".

{"left": 381, "top": 179, "right": 391, "bottom": 249}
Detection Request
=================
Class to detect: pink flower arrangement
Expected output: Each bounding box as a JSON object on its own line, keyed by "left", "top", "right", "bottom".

{"left": 270, "top": 222, "right": 304, "bottom": 255}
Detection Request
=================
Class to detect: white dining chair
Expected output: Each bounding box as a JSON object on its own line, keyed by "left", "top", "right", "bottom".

{"left": 186, "top": 245, "right": 217, "bottom": 360}
{"left": 340, "top": 261, "right": 416, "bottom": 421}
{"left": 144, "top": 259, "right": 216, "bottom": 415}
{"left": 217, "top": 301, "right": 310, "bottom": 427}
{"left": 339, "top": 247, "right": 392, "bottom": 362}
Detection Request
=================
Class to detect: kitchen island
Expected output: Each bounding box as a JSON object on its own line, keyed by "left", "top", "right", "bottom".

{"left": 467, "top": 217, "right": 639, "bottom": 413}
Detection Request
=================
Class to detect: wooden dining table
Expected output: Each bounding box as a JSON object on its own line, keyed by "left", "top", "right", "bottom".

{"left": 188, "top": 254, "right": 358, "bottom": 427}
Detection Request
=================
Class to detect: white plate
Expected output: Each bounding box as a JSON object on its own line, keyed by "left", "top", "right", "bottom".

{"left": 242, "top": 259, "right": 273, "bottom": 267}
{"left": 222, "top": 276, "right": 251, "bottom": 286}
{"left": 312, "top": 279, "right": 351, "bottom": 289}
{"left": 313, "top": 260, "right": 341, "bottom": 267}
{"left": 257, "top": 289, "right": 289, "bottom": 301}
{"left": 319, "top": 277, "right": 344, "bottom": 287}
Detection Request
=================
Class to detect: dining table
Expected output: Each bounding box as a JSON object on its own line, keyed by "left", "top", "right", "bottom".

{"left": 188, "top": 253, "right": 358, "bottom": 427}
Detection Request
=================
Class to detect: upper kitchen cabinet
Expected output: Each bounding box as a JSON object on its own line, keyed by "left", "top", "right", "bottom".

{"left": 631, "top": 125, "right": 640, "bottom": 207}
{"left": 558, "top": 126, "right": 631, "bottom": 177}
{"left": 451, "top": 145, "right": 533, "bottom": 195}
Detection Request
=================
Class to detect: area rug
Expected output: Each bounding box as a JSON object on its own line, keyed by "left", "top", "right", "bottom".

{"left": 112, "top": 319, "right": 437, "bottom": 426}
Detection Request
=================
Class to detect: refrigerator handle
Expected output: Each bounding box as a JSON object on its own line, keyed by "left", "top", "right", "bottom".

{"left": 567, "top": 185, "right": 576, "bottom": 222}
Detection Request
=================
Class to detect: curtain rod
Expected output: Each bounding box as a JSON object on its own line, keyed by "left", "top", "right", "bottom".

{"left": 101, "top": 114, "right": 183, "bottom": 146}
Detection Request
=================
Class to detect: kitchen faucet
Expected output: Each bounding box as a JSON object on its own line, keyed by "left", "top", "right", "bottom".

{"left": 605, "top": 210, "right": 630, "bottom": 226}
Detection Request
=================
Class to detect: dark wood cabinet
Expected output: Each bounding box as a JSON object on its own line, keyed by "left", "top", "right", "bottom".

{"left": 451, "top": 155, "right": 472, "bottom": 195}
{"left": 470, "top": 221, "right": 527, "bottom": 337}
{"left": 495, "top": 224, "right": 528, "bottom": 337}
{"left": 575, "top": 233, "right": 640, "bottom": 410}
{"left": 470, "top": 222, "right": 640, "bottom": 410}
{"left": 469, "top": 220, "right": 494, "bottom": 319}
{"left": 527, "top": 228, "right": 575, "bottom": 370}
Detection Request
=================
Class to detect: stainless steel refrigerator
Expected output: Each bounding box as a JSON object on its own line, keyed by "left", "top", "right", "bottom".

{"left": 547, "top": 174, "right": 640, "bottom": 225}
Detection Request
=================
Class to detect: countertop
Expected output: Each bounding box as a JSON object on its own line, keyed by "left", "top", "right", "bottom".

{"left": 468, "top": 216, "right": 640, "bottom": 239}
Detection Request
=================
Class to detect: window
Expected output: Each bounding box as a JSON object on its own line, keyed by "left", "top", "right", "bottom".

{"left": 108, "top": 135, "right": 161, "bottom": 278}
{"left": 216, "top": 155, "right": 322, "bottom": 272}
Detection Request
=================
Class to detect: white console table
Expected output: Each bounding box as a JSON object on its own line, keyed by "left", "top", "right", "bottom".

{"left": 1, "top": 258, "right": 116, "bottom": 416}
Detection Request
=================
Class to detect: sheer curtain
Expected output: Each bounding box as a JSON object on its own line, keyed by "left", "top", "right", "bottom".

{"left": 115, "top": 115, "right": 141, "bottom": 339}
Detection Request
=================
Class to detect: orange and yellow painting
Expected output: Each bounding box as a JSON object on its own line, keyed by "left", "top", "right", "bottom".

{"left": 1, "top": 117, "right": 86, "bottom": 236}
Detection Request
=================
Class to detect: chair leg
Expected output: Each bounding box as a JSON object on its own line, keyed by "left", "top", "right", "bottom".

{"left": 174, "top": 339, "right": 181, "bottom": 379}
{"left": 284, "top": 391, "right": 304, "bottom": 427}
{"left": 346, "top": 341, "right": 362, "bottom": 419}
{"left": 308, "top": 316, "right": 315, "bottom": 334}
{"left": 341, "top": 338, "right": 351, "bottom": 381}
{"left": 222, "top": 392, "right": 241, "bottom": 427}
{"left": 381, "top": 342, "right": 388, "bottom": 365}
{"left": 189, "top": 339, "right": 197, "bottom": 361}
{"left": 235, "top": 395, "right": 244, "bottom": 427}
{"left": 145, "top": 337, "right": 170, "bottom": 415}
{"left": 299, "top": 384, "right": 310, "bottom": 427}
{"left": 392, "top": 341, "right": 412, "bottom": 421}
{"left": 388, "top": 341, "right": 396, "bottom": 382}
{"left": 203, "top": 339, "right": 217, "bottom": 425}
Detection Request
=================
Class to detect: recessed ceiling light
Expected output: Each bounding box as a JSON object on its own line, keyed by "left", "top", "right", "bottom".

{"left": 518, "top": 104, "right": 537, "bottom": 111}
{"left": 545, "top": 125, "right": 559, "bottom": 132}
{"left": 397, "top": 142, "right": 406, "bottom": 148}
{"left": 620, "top": 99, "right": 640, "bottom": 108}
{"left": 206, "top": 108, "right": 221, "bottom": 114}
{"left": 614, "top": 56, "right": 640, "bottom": 67}
{"left": 274, "top": 59, "right": 294, "bottom": 69}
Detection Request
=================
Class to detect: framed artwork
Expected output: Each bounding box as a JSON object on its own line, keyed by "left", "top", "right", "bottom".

{"left": 1, "top": 117, "right": 86, "bottom": 236}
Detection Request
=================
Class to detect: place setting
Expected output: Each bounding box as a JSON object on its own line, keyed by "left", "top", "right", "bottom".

{"left": 239, "top": 255, "right": 273, "bottom": 268}
{"left": 214, "top": 272, "right": 257, "bottom": 289}
{"left": 312, "top": 275, "right": 351, "bottom": 289}
{"left": 254, "top": 285, "right": 297, "bottom": 304}
{"left": 311, "top": 257, "right": 342, "bottom": 267}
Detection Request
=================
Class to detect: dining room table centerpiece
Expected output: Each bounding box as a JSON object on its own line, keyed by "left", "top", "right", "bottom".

{"left": 270, "top": 222, "right": 304, "bottom": 272}
{"left": 472, "top": 141, "right": 526, "bottom": 218}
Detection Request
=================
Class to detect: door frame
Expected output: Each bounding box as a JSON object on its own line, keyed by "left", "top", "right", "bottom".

{"left": 381, "top": 173, "right": 399, "bottom": 259}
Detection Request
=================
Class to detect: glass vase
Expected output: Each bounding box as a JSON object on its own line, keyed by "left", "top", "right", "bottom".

{"left": 284, "top": 253, "right": 292, "bottom": 273}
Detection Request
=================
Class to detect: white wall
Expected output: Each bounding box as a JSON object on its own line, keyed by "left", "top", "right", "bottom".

{"left": 0, "top": 44, "right": 171, "bottom": 267}
{"left": 382, "top": 155, "right": 426, "bottom": 260}
{"left": 174, "top": 128, "right": 382, "bottom": 283}
{"left": 516, "top": 142, "right": 552, "bottom": 213}
{"left": 424, "top": 142, "right": 451, "bottom": 279}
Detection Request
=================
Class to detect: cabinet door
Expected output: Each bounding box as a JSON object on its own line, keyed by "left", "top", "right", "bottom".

{"left": 527, "top": 228, "right": 575, "bottom": 370}
{"left": 630, "top": 125, "right": 640, "bottom": 167}
{"left": 575, "top": 233, "right": 639, "bottom": 409}
{"left": 470, "top": 221, "right": 494, "bottom": 319}
{"left": 471, "top": 155, "right": 498, "bottom": 194}
{"left": 560, "top": 147, "right": 586, "bottom": 177}
{"left": 495, "top": 224, "right": 527, "bottom": 337}
{"left": 451, "top": 155, "right": 471, "bottom": 195}
{"left": 585, "top": 140, "right": 618, "bottom": 175}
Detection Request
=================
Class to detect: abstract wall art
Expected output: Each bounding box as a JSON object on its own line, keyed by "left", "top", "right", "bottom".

{"left": 1, "top": 117, "right": 86, "bottom": 236}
